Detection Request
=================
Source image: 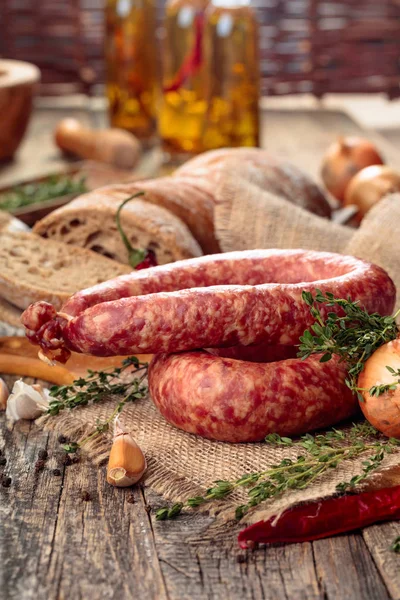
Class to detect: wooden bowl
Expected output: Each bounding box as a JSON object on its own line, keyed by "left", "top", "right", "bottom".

{"left": 0, "top": 59, "right": 41, "bottom": 161}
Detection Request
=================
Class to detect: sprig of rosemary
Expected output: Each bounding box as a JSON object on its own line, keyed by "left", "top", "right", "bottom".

{"left": 47, "top": 356, "right": 148, "bottom": 453}
{"left": 298, "top": 290, "right": 400, "bottom": 398}
{"left": 115, "top": 191, "right": 147, "bottom": 268}
{"left": 156, "top": 423, "right": 400, "bottom": 520}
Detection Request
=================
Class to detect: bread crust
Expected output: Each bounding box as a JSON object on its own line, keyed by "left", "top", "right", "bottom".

{"left": 174, "top": 148, "right": 332, "bottom": 218}
{"left": 33, "top": 194, "right": 203, "bottom": 263}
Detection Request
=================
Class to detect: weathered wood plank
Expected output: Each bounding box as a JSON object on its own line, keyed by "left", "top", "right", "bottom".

{"left": 312, "top": 534, "right": 391, "bottom": 600}
{"left": 363, "top": 523, "right": 400, "bottom": 600}
{"left": 0, "top": 376, "right": 168, "bottom": 600}
{"left": 44, "top": 460, "right": 168, "bottom": 600}
{"left": 145, "top": 489, "right": 325, "bottom": 600}
{"left": 0, "top": 416, "right": 65, "bottom": 600}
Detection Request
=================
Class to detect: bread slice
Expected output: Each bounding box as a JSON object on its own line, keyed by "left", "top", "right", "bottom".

{"left": 33, "top": 193, "right": 203, "bottom": 264}
{"left": 0, "top": 231, "right": 132, "bottom": 310}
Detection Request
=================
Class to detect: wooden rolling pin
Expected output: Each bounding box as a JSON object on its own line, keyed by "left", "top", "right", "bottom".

{"left": 0, "top": 337, "right": 151, "bottom": 387}
{"left": 54, "top": 118, "right": 141, "bottom": 170}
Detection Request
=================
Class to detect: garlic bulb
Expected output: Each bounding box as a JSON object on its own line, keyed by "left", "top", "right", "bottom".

{"left": 107, "top": 418, "right": 147, "bottom": 487}
{"left": 0, "top": 378, "right": 9, "bottom": 410}
{"left": 6, "top": 380, "right": 51, "bottom": 423}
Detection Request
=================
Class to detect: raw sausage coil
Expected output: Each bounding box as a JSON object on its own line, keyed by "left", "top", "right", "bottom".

{"left": 149, "top": 352, "right": 357, "bottom": 442}
{"left": 22, "top": 249, "right": 396, "bottom": 360}
{"left": 21, "top": 249, "right": 396, "bottom": 441}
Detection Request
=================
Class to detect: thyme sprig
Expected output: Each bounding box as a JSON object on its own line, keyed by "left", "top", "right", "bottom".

{"left": 392, "top": 536, "right": 400, "bottom": 553}
{"left": 298, "top": 290, "right": 400, "bottom": 398}
{"left": 156, "top": 423, "right": 400, "bottom": 521}
{"left": 366, "top": 366, "right": 400, "bottom": 398}
{"left": 47, "top": 356, "right": 148, "bottom": 453}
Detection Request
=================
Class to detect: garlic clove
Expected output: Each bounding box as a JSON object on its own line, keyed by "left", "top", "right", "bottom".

{"left": 107, "top": 419, "right": 146, "bottom": 487}
{"left": 5, "top": 380, "right": 51, "bottom": 423}
{"left": 0, "top": 378, "right": 9, "bottom": 410}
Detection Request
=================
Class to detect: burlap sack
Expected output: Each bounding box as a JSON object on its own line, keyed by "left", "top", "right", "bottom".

{"left": 29, "top": 169, "right": 399, "bottom": 531}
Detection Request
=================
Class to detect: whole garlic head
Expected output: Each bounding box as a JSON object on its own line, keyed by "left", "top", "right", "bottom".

{"left": 6, "top": 380, "right": 51, "bottom": 423}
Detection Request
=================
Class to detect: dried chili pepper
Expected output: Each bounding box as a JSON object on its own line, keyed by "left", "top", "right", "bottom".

{"left": 238, "top": 485, "right": 400, "bottom": 549}
{"left": 163, "top": 12, "right": 204, "bottom": 93}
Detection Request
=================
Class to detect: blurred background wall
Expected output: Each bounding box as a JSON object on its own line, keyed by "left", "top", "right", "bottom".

{"left": 0, "top": 0, "right": 399, "bottom": 99}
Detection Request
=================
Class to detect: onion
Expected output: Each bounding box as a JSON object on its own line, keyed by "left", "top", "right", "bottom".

{"left": 343, "top": 165, "right": 400, "bottom": 222}
{"left": 320, "top": 137, "right": 384, "bottom": 202}
{"left": 357, "top": 339, "right": 400, "bottom": 438}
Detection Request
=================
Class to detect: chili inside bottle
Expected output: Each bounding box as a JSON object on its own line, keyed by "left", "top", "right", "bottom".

{"left": 105, "top": 0, "right": 158, "bottom": 142}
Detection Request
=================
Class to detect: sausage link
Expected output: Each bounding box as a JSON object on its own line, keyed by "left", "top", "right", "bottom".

{"left": 148, "top": 352, "right": 358, "bottom": 442}
{"left": 21, "top": 250, "right": 396, "bottom": 360}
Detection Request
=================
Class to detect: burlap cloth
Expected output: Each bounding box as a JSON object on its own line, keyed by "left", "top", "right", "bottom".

{"left": 27, "top": 166, "right": 400, "bottom": 529}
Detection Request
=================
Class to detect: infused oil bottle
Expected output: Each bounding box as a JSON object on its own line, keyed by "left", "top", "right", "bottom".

{"left": 202, "top": 0, "right": 260, "bottom": 149}
{"left": 158, "top": 0, "right": 210, "bottom": 158}
{"left": 105, "top": 0, "right": 158, "bottom": 141}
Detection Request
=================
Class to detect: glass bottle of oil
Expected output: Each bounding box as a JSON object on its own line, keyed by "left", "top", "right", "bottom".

{"left": 158, "top": 0, "right": 210, "bottom": 159}
{"left": 105, "top": 0, "right": 158, "bottom": 142}
{"left": 202, "top": 0, "right": 260, "bottom": 149}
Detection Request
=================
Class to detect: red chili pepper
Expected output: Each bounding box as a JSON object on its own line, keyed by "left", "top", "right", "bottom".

{"left": 163, "top": 12, "right": 205, "bottom": 93}
{"left": 135, "top": 249, "right": 157, "bottom": 270}
{"left": 238, "top": 485, "right": 400, "bottom": 549}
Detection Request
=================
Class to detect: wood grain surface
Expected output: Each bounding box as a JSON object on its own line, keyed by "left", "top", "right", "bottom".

{"left": 1, "top": 106, "right": 400, "bottom": 600}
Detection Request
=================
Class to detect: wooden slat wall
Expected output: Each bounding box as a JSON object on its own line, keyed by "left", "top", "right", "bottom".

{"left": 0, "top": 0, "right": 399, "bottom": 97}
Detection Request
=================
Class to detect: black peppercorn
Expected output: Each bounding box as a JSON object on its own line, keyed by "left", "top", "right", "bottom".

{"left": 58, "top": 435, "right": 67, "bottom": 444}
{"left": 38, "top": 449, "right": 48, "bottom": 461}
{"left": 2, "top": 476, "right": 11, "bottom": 488}
{"left": 52, "top": 468, "right": 61, "bottom": 477}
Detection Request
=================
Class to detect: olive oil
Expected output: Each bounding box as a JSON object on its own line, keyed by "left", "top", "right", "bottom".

{"left": 105, "top": 0, "right": 158, "bottom": 141}
{"left": 202, "top": 0, "right": 260, "bottom": 149}
{"left": 158, "top": 0, "right": 210, "bottom": 158}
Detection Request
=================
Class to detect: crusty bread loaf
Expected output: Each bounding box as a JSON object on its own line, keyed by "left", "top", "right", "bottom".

{"left": 174, "top": 147, "right": 332, "bottom": 218}
{"left": 132, "top": 177, "right": 219, "bottom": 253}
{"left": 33, "top": 194, "right": 202, "bottom": 264}
{"left": 0, "top": 231, "right": 132, "bottom": 310}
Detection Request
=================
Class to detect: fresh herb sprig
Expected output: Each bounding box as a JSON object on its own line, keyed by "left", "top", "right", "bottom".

{"left": 392, "top": 536, "right": 400, "bottom": 553}
{"left": 48, "top": 356, "right": 148, "bottom": 453}
{"left": 115, "top": 191, "right": 147, "bottom": 268}
{"left": 0, "top": 175, "right": 87, "bottom": 212}
{"left": 156, "top": 423, "right": 400, "bottom": 521}
{"left": 366, "top": 366, "right": 400, "bottom": 398}
{"left": 298, "top": 290, "right": 400, "bottom": 398}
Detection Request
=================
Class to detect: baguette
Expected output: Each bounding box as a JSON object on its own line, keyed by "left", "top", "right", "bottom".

{"left": 174, "top": 147, "right": 332, "bottom": 218}
{"left": 0, "top": 231, "right": 132, "bottom": 310}
{"left": 33, "top": 194, "right": 203, "bottom": 264}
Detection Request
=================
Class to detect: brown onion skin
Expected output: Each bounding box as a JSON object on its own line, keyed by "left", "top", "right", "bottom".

{"left": 343, "top": 165, "right": 400, "bottom": 222}
{"left": 321, "top": 137, "right": 384, "bottom": 202}
{"left": 357, "top": 339, "right": 400, "bottom": 438}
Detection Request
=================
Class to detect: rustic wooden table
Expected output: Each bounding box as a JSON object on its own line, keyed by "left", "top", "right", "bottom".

{"left": 1, "top": 104, "right": 400, "bottom": 600}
